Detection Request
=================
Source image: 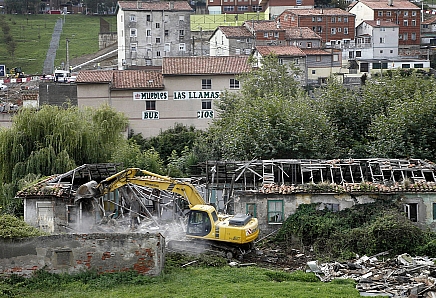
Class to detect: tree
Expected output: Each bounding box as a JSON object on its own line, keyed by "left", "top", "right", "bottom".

{"left": 200, "top": 54, "right": 338, "bottom": 160}
{"left": 0, "top": 104, "right": 129, "bottom": 214}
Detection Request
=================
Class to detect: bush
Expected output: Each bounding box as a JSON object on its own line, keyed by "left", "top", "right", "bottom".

{"left": 0, "top": 215, "right": 46, "bottom": 238}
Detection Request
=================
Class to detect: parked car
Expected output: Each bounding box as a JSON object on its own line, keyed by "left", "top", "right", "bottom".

{"left": 0, "top": 84, "right": 8, "bottom": 91}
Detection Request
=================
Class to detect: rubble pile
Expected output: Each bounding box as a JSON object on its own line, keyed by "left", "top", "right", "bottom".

{"left": 307, "top": 253, "right": 436, "bottom": 297}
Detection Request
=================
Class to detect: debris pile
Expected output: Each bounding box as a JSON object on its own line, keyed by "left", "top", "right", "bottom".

{"left": 307, "top": 253, "right": 436, "bottom": 297}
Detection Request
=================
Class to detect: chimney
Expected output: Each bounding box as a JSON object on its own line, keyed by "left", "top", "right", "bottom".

{"left": 388, "top": 0, "right": 393, "bottom": 6}
{"left": 376, "top": 19, "right": 380, "bottom": 25}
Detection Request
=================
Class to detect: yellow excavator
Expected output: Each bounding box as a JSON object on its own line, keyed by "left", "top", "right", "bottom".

{"left": 76, "top": 168, "right": 259, "bottom": 258}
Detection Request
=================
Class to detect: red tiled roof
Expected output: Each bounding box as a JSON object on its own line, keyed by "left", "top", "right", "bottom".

{"left": 363, "top": 20, "right": 399, "bottom": 28}
{"left": 76, "top": 70, "right": 164, "bottom": 89}
{"left": 282, "top": 8, "right": 354, "bottom": 16}
{"left": 218, "top": 26, "right": 252, "bottom": 38}
{"left": 423, "top": 15, "right": 436, "bottom": 25}
{"left": 118, "top": 1, "right": 193, "bottom": 11}
{"left": 162, "top": 56, "right": 252, "bottom": 75}
{"left": 112, "top": 70, "right": 164, "bottom": 89}
{"left": 355, "top": 0, "right": 420, "bottom": 10}
{"left": 244, "top": 20, "right": 284, "bottom": 31}
{"left": 76, "top": 70, "right": 114, "bottom": 83}
{"left": 285, "top": 27, "right": 321, "bottom": 39}
{"left": 256, "top": 46, "right": 305, "bottom": 57}
{"left": 301, "top": 48, "right": 332, "bottom": 55}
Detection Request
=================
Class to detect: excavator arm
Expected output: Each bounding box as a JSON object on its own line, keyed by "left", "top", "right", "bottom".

{"left": 77, "top": 168, "right": 206, "bottom": 208}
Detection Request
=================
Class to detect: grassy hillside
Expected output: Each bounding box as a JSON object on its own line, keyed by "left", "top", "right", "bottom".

{"left": 0, "top": 14, "right": 116, "bottom": 75}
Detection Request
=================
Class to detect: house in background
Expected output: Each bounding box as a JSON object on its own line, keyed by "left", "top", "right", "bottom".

{"left": 244, "top": 20, "right": 287, "bottom": 46}
{"left": 285, "top": 27, "right": 322, "bottom": 49}
{"left": 276, "top": 8, "right": 356, "bottom": 47}
{"left": 209, "top": 26, "right": 254, "bottom": 56}
{"left": 348, "top": 0, "right": 421, "bottom": 49}
{"left": 206, "top": 0, "right": 264, "bottom": 15}
{"left": 421, "top": 15, "right": 436, "bottom": 45}
{"left": 116, "top": 1, "right": 193, "bottom": 69}
{"left": 259, "top": 0, "right": 315, "bottom": 20}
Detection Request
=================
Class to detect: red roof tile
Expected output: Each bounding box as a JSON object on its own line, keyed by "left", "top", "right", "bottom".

{"left": 285, "top": 27, "right": 322, "bottom": 40}
{"left": 162, "top": 56, "right": 252, "bottom": 75}
{"left": 423, "top": 15, "right": 436, "bottom": 25}
{"left": 256, "top": 46, "right": 305, "bottom": 57}
{"left": 301, "top": 48, "right": 332, "bottom": 55}
{"left": 355, "top": 0, "right": 420, "bottom": 10}
{"left": 118, "top": 1, "right": 193, "bottom": 11}
{"left": 363, "top": 20, "right": 399, "bottom": 28}
{"left": 76, "top": 70, "right": 164, "bottom": 89}
{"left": 218, "top": 26, "right": 253, "bottom": 38}
{"left": 244, "top": 20, "right": 284, "bottom": 31}
{"left": 76, "top": 70, "right": 114, "bottom": 83}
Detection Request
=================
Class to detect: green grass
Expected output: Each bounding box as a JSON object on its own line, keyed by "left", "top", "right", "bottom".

{"left": 0, "top": 14, "right": 116, "bottom": 75}
{"left": 1, "top": 267, "right": 364, "bottom": 298}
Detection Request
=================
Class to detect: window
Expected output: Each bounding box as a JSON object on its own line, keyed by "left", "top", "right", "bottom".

{"left": 317, "top": 26, "right": 322, "bottom": 33}
{"left": 294, "top": 58, "right": 299, "bottom": 64}
{"left": 179, "top": 43, "right": 186, "bottom": 51}
{"left": 325, "top": 203, "right": 339, "bottom": 212}
{"left": 146, "top": 30, "right": 151, "bottom": 36}
{"left": 380, "top": 50, "right": 383, "bottom": 53}
{"left": 349, "top": 51, "right": 354, "bottom": 59}
{"left": 156, "top": 51, "right": 161, "bottom": 57}
{"left": 404, "top": 33, "right": 408, "bottom": 40}
{"left": 130, "top": 28, "right": 137, "bottom": 37}
{"left": 307, "top": 42, "right": 312, "bottom": 48}
{"left": 333, "top": 54, "right": 339, "bottom": 62}
{"left": 264, "top": 32, "right": 268, "bottom": 38}
{"left": 380, "top": 37, "right": 385, "bottom": 43}
{"left": 252, "top": 5, "right": 262, "bottom": 11}
{"left": 202, "top": 100, "right": 212, "bottom": 109}
{"left": 224, "top": 6, "right": 234, "bottom": 11}
{"left": 235, "top": 48, "right": 241, "bottom": 55}
{"left": 296, "top": 0, "right": 302, "bottom": 5}
{"left": 179, "top": 15, "right": 185, "bottom": 22}
{"left": 278, "top": 58, "right": 283, "bottom": 65}
{"left": 344, "top": 17, "right": 348, "bottom": 22}
{"left": 412, "top": 11, "right": 417, "bottom": 16}
{"left": 356, "top": 51, "right": 361, "bottom": 57}
{"left": 202, "top": 79, "right": 212, "bottom": 89}
{"left": 230, "top": 78, "right": 240, "bottom": 89}
{"left": 331, "top": 17, "right": 336, "bottom": 23}
{"left": 146, "top": 15, "right": 151, "bottom": 22}
{"left": 380, "top": 28, "right": 386, "bottom": 32}
{"left": 404, "top": 203, "right": 417, "bottom": 222}
{"left": 130, "top": 43, "right": 137, "bottom": 51}
{"left": 338, "top": 17, "right": 341, "bottom": 22}
{"left": 312, "top": 69, "right": 316, "bottom": 74}
{"left": 155, "top": 37, "right": 161, "bottom": 43}
{"left": 402, "top": 64, "right": 410, "bottom": 68}
{"left": 338, "top": 27, "right": 342, "bottom": 32}
{"left": 146, "top": 101, "right": 156, "bottom": 110}
{"left": 433, "top": 203, "right": 436, "bottom": 220}
{"left": 316, "top": 56, "right": 321, "bottom": 62}
{"left": 164, "top": 15, "right": 169, "bottom": 22}
{"left": 130, "top": 15, "right": 136, "bottom": 22}
{"left": 344, "top": 27, "right": 348, "bottom": 34}
{"left": 274, "top": 32, "right": 279, "bottom": 38}
{"left": 156, "top": 23, "right": 160, "bottom": 29}
{"left": 378, "top": 11, "right": 383, "bottom": 17}
{"left": 165, "top": 30, "right": 169, "bottom": 36}
{"left": 404, "top": 11, "right": 408, "bottom": 16}
{"left": 164, "top": 43, "right": 170, "bottom": 52}
{"left": 312, "top": 16, "right": 316, "bottom": 22}
{"left": 267, "top": 200, "right": 283, "bottom": 223}
{"left": 238, "top": 5, "right": 248, "bottom": 11}
{"left": 246, "top": 203, "right": 257, "bottom": 217}
{"left": 387, "top": 11, "right": 391, "bottom": 17}
{"left": 404, "top": 20, "right": 408, "bottom": 26}
{"left": 412, "top": 19, "right": 416, "bottom": 26}
{"left": 317, "top": 17, "right": 322, "bottom": 22}
{"left": 390, "top": 50, "right": 393, "bottom": 53}
{"left": 411, "top": 32, "right": 416, "bottom": 40}
{"left": 414, "top": 63, "right": 424, "bottom": 68}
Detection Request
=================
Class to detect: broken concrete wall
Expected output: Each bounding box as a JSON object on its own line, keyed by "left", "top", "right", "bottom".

{"left": 233, "top": 192, "right": 378, "bottom": 236}
{"left": 0, "top": 233, "right": 165, "bottom": 277}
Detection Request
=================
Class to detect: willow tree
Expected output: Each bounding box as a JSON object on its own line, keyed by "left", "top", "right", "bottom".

{"left": 0, "top": 104, "right": 128, "bottom": 214}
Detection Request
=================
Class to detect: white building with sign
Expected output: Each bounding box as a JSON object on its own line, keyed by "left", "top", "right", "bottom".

{"left": 76, "top": 56, "right": 251, "bottom": 138}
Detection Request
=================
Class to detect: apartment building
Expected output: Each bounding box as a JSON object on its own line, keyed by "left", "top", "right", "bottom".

{"left": 276, "top": 8, "right": 356, "bottom": 47}
{"left": 207, "top": 0, "right": 264, "bottom": 14}
{"left": 348, "top": 0, "right": 421, "bottom": 47}
{"left": 258, "top": 0, "right": 315, "bottom": 20}
{"left": 116, "top": 1, "right": 193, "bottom": 69}
{"left": 209, "top": 26, "right": 255, "bottom": 56}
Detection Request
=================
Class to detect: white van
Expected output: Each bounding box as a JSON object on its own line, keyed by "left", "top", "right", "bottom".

{"left": 54, "top": 70, "right": 71, "bottom": 83}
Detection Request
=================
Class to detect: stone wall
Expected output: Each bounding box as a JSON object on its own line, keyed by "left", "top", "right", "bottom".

{"left": 0, "top": 233, "right": 165, "bottom": 277}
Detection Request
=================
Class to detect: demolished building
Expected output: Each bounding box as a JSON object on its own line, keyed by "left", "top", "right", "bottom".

{"left": 16, "top": 158, "right": 436, "bottom": 237}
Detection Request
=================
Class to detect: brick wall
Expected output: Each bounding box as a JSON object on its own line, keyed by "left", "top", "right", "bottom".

{"left": 0, "top": 233, "right": 165, "bottom": 277}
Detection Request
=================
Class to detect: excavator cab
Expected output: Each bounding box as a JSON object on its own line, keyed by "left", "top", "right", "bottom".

{"left": 187, "top": 209, "right": 218, "bottom": 237}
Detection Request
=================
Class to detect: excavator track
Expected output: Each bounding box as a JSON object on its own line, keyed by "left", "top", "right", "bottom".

{"left": 167, "top": 239, "right": 253, "bottom": 260}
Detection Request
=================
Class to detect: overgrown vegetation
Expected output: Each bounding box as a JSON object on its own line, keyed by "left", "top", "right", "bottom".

{"left": 275, "top": 201, "right": 436, "bottom": 260}
{"left": 0, "top": 214, "right": 46, "bottom": 238}
{"left": 0, "top": 253, "right": 361, "bottom": 297}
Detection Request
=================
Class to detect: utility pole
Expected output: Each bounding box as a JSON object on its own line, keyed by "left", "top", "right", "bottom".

{"left": 66, "top": 38, "right": 70, "bottom": 71}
